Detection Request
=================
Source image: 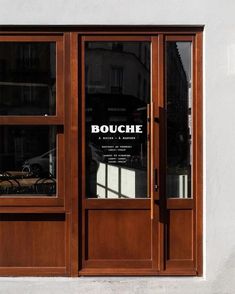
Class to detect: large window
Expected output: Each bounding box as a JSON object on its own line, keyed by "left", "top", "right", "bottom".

{"left": 0, "top": 35, "right": 64, "bottom": 205}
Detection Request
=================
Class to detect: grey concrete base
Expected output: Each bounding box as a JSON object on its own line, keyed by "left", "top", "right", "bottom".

{"left": 0, "top": 275, "right": 234, "bottom": 294}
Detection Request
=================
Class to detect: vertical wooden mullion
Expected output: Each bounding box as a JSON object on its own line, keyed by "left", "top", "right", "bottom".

{"left": 192, "top": 34, "right": 197, "bottom": 273}
{"left": 70, "top": 32, "right": 79, "bottom": 276}
{"left": 64, "top": 33, "right": 71, "bottom": 213}
{"left": 64, "top": 32, "right": 71, "bottom": 276}
{"left": 151, "top": 35, "right": 160, "bottom": 271}
{"left": 194, "top": 31, "right": 203, "bottom": 276}
{"left": 158, "top": 33, "right": 166, "bottom": 272}
{"left": 80, "top": 36, "right": 86, "bottom": 273}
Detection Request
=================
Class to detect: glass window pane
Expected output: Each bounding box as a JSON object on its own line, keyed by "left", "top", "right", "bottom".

{"left": 166, "top": 42, "right": 192, "bottom": 198}
{"left": 0, "top": 126, "right": 56, "bottom": 196}
{"left": 85, "top": 41, "right": 150, "bottom": 199}
{"left": 0, "top": 42, "right": 56, "bottom": 115}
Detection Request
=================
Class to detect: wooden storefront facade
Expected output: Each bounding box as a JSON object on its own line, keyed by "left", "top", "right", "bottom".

{"left": 0, "top": 26, "right": 203, "bottom": 276}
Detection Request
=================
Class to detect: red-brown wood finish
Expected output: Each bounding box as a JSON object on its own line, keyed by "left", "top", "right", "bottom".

{"left": 87, "top": 210, "right": 151, "bottom": 260}
{"left": 163, "top": 34, "right": 203, "bottom": 275}
{"left": 167, "top": 210, "right": 193, "bottom": 260}
{"left": 0, "top": 214, "right": 65, "bottom": 267}
{"left": 0, "top": 34, "right": 65, "bottom": 208}
{"left": 70, "top": 32, "right": 80, "bottom": 276}
{"left": 0, "top": 26, "right": 203, "bottom": 277}
{"left": 79, "top": 35, "right": 161, "bottom": 275}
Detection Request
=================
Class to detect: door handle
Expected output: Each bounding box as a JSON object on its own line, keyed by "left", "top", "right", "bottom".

{"left": 150, "top": 101, "right": 154, "bottom": 220}
{"left": 150, "top": 102, "right": 159, "bottom": 220}
{"left": 149, "top": 103, "right": 160, "bottom": 219}
{"left": 154, "top": 168, "right": 158, "bottom": 191}
{"left": 151, "top": 168, "right": 159, "bottom": 218}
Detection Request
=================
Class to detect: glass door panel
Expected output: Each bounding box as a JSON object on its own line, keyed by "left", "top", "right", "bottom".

{"left": 85, "top": 41, "right": 151, "bottom": 199}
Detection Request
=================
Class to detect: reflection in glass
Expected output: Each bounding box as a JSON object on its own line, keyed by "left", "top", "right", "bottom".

{"left": 85, "top": 42, "right": 150, "bottom": 198}
{"left": 0, "top": 126, "right": 56, "bottom": 195}
{"left": 166, "top": 42, "right": 192, "bottom": 198}
{"left": 0, "top": 42, "right": 56, "bottom": 115}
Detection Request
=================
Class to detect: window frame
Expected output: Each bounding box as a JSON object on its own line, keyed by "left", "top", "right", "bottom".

{"left": 0, "top": 34, "right": 65, "bottom": 207}
{"left": 0, "top": 35, "right": 64, "bottom": 124}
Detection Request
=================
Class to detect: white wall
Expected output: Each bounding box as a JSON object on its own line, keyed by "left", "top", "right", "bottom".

{"left": 0, "top": 0, "right": 235, "bottom": 293}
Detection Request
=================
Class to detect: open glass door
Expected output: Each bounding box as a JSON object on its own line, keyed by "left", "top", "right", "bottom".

{"left": 80, "top": 36, "right": 160, "bottom": 275}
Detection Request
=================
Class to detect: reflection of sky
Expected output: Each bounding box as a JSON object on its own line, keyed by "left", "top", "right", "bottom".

{"left": 177, "top": 42, "right": 191, "bottom": 82}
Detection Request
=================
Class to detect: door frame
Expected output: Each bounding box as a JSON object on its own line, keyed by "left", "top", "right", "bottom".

{"left": 79, "top": 35, "right": 160, "bottom": 275}
{"left": 69, "top": 27, "right": 203, "bottom": 276}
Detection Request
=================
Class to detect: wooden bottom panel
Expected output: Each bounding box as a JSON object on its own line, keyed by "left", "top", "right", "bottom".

{"left": 0, "top": 214, "right": 66, "bottom": 267}
{"left": 166, "top": 209, "right": 194, "bottom": 268}
{"left": 86, "top": 209, "right": 151, "bottom": 261}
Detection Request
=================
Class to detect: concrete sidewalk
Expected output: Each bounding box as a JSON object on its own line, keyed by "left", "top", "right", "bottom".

{"left": 0, "top": 276, "right": 232, "bottom": 294}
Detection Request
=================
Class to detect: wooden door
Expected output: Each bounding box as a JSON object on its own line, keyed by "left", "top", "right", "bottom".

{"left": 79, "top": 36, "right": 161, "bottom": 275}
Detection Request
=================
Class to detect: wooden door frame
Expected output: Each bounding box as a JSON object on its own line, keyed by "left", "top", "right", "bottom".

{"left": 69, "top": 27, "right": 203, "bottom": 277}
{"left": 79, "top": 35, "right": 159, "bottom": 275}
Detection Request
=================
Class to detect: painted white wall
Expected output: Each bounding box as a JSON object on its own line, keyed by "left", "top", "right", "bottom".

{"left": 0, "top": 0, "right": 235, "bottom": 293}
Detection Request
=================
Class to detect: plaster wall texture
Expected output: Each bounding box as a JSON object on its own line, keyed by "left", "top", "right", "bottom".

{"left": 0, "top": 0, "right": 235, "bottom": 293}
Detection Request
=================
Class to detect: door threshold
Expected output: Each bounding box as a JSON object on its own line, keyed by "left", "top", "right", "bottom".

{"left": 78, "top": 268, "right": 197, "bottom": 276}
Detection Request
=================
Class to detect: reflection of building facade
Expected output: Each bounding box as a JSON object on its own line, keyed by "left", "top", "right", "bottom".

{"left": 167, "top": 42, "right": 191, "bottom": 165}
{"left": 85, "top": 42, "right": 151, "bottom": 198}
{"left": 0, "top": 43, "right": 55, "bottom": 115}
{"left": 0, "top": 43, "right": 57, "bottom": 195}
{"left": 166, "top": 42, "right": 192, "bottom": 198}
{"left": 85, "top": 42, "right": 150, "bottom": 101}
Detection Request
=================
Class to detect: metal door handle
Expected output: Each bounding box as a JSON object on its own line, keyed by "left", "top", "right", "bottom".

{"left": 154, "top": 168, "right": 158, "bottom": 191}
{"left": 150, "top": 102, "right": 154, "bottom": 220}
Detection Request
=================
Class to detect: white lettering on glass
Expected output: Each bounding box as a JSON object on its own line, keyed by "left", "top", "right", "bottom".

{"left": 91, "top": 125, "right": 100, "bottom": 133}
{"left": 91, "top": 125, "right": 143, "bottom": 134}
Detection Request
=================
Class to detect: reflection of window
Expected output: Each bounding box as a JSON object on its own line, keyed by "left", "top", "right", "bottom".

{"left": 0, "top": 126, "right": 57, "bottom": 196}
{"left": 166, "top": 41, "right": 192, "bottom": 198}
{"left": 0, "top": 36, "right": 64, "bottom": 204}
{"left": 111, "top": 67, "right": 123, "bottom": 94}
{"left": 0, "top": 42, "right": 56, "bottom": 115}
{"left": 86, "top": 41, "right": 150, "bottom": 199}
{"left": 17, "top": 43, "right": 39, "bottom": 70}
{"left": 138, "top": 43, "right": 142, "bottom": 60}
{"left": 91, "top": 62, "right": 102, "bottom": 84}
{"left": 137, "top": 73, "right": 141, "bottom": 98}
{"left": 144, "top": 46, "right": 147, "bottom": 66}
{"left": 85, "top": 65, "right": 89, "bottom": 87}
{"left": 143, "top": 78, "right": 147, "bottom": 101}
{"left": 112, "top": 42, "right": 123, "bottom": 52}
{"left": 87, "top": 56, "right": 103, "bottom": 93}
